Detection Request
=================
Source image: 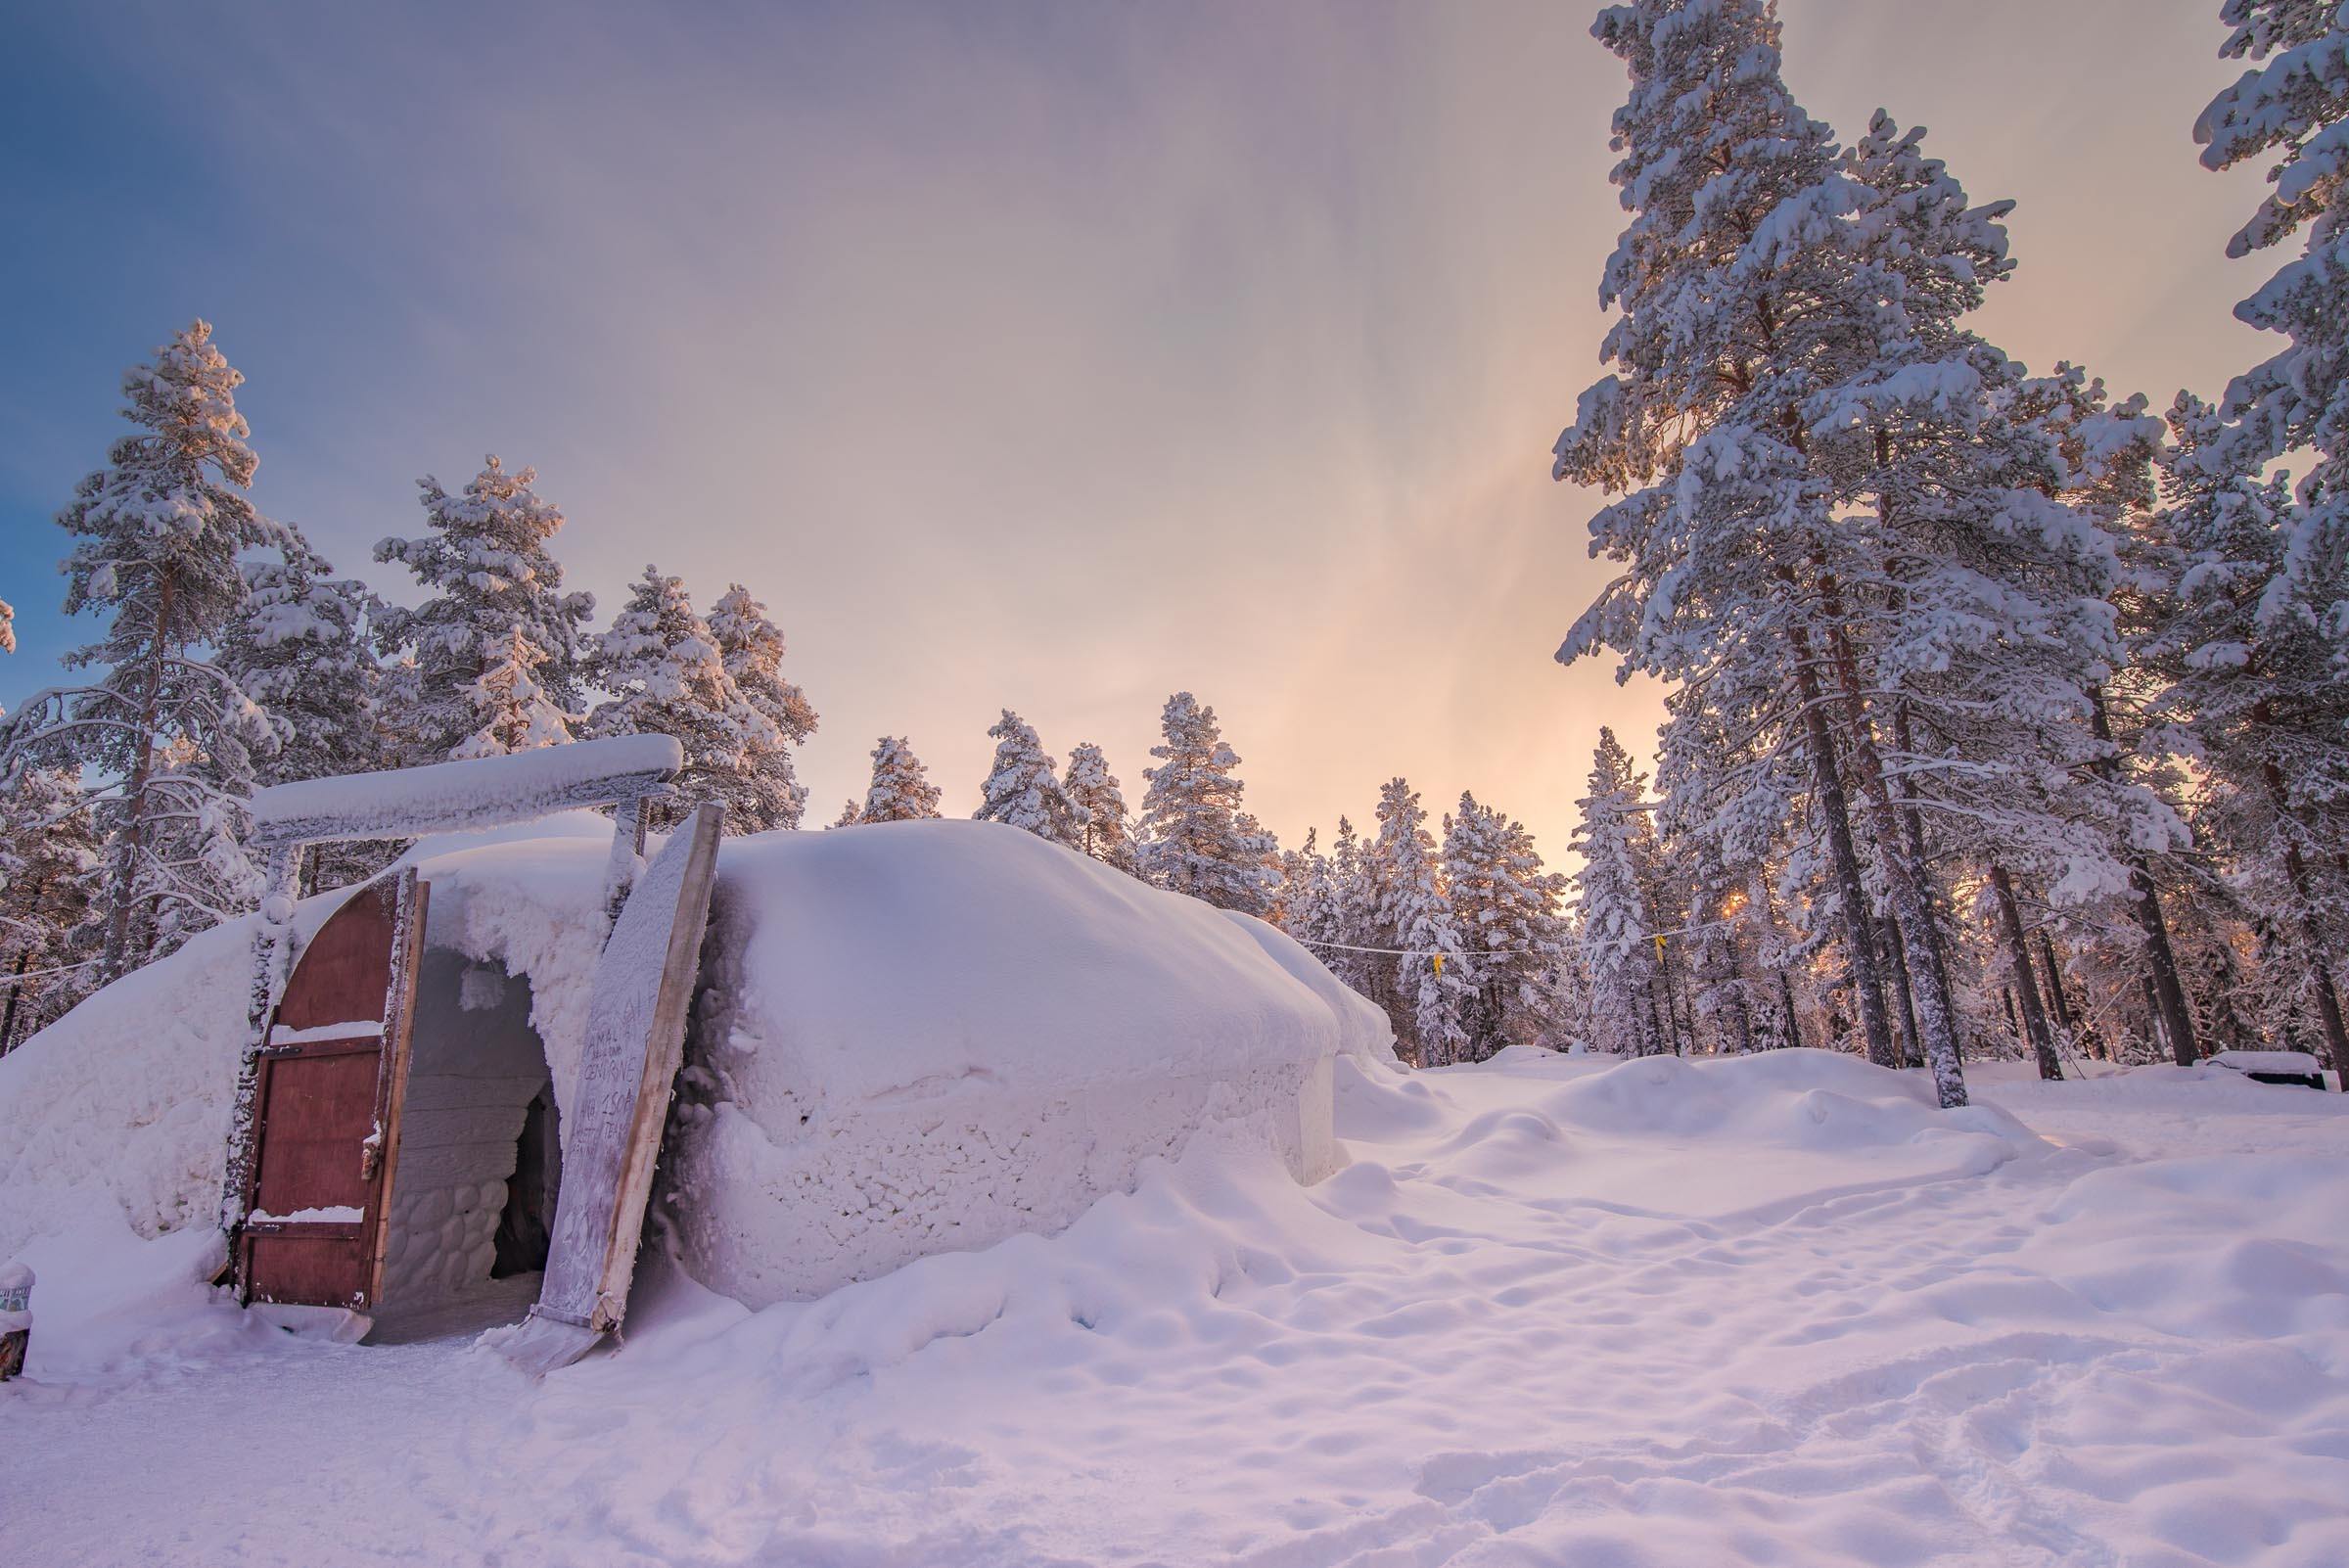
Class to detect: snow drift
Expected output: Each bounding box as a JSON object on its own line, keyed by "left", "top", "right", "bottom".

{"left": 0, "top": 815, "right": 1391, "bottom": 1314}
{"left": 665, "top": 818, "right": 1394, "bottom": 1303}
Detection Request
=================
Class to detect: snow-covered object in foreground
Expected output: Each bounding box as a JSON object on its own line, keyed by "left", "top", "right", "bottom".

{"left": 251, "top": 733, "right": 683, "bottom": 845}
{"left": 0, "top": 1258, "right": 31, "bottom": 1338}
{"left": 2210, "top": 1048, "right": 2328, "bottom": 1084}
{"left": 664, "top": 819, "right": 1394, "bottom": 1305}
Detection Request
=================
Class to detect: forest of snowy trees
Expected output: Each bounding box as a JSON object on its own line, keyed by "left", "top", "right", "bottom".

{"left": 1544, "top": 0, "right": 2349, "bottom": 1105}
{"left": 1, "top": 1, "right": 2345, "bottom": 1096}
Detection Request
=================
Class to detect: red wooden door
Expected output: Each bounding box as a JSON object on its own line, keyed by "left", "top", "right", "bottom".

{"left": 237, "top": 870, "right": 428, "bottom": 1313}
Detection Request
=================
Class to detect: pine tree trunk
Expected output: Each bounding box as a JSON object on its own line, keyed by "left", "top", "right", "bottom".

{"left": 1990, "top": 864, "right": 2063, "bottom": 1081}
{"left": 2037, "top": 932, "right": 2078, "bottom": 1046}
{"left": 0, "top": 947, "right": 26, "bottom": 1056}
{"left": 1881, "top": 911, "right": 1920, "bottom": 1070}
{"left": 2089, "top": 688, "right": 2197, "bottom": 1065}
{"left": 1778, "top": 968, "right": 1805, "bottom": 1051}
{"left": 1889, "top": 703, "right": 1967, "bottom": 1060}
{"left": 2253, "top": 725, "right": 2349, "bottom": 1086}
{"left": 1726, "top": 967, "right": 1755, "bottom": 1055}
{"left": 1783, "top": 616, "right": 1899, "bottom": 1072}
{"left": 1820, "top": 620, "right": 1965, "bottom": 1105}
{"left": 100, "top": 569, "right": 177, "bottom": 984}
{"left": 1659, "top": 939, "right": 1691, "bottom": 1055}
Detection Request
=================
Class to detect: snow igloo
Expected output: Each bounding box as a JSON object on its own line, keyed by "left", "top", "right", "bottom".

{"left": 0, "top": 805, "right": 1391, "bottom": 1336}
{"left": 665, "top": 819, "right": 1389, "bottom": 1304}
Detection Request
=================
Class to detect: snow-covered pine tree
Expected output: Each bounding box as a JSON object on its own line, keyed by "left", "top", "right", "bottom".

{"left": 585, "top": 565, "right": 784, "bottom": 832}
{"left": 859, "top": 734, "right": 944, "bottom": 823}
{"left": 973, "top": 710, "right": 1084, "bottom": 847}
{"left": 1234, "top": 810, "right": 1284, "bottom": 898}
{"left": 216, "top": 538, "right": 397, "bottom": 893}
{"left": 217, "top": 542, "right": 384, "bottom": 790}
{"left": 1554, "top": 0, "right": 1913, "bottom": 1087}
{"left": 2144, "top": 392, "right": 2349, "bottom": 1076}
{"left": 1441, "top": 792, "right": 1568, "bottom": 1059}
{"left": 1316, "top": 814, "right": 1380, "bottom": 1001}
{"left": 1570, "top": 731, "right": 1668, "bottom": 1057}
{"left": 0, "top": 767, "right": 102, "bottom": 1050}
{"left": 445, "top": 623, "right": 567, "bottom": 760}
{"left": 1062, "top": 741, "right": 1135, "bottom": 870}
{"left": 831, "top": 799, "right": 861, "bottom": 829}
{"left": 0, "top": 321, "right": 290, "bottom": 978}
{"left": 2185, "top": 4, "right": 2349, "bottom": 1073}
{"left": 1134, "top": 692, "right": 1276, "bottom": 915}
{"left": 374, "top": 456, "right": 593, "bottom": 763}
{"left": 706, "top": 583, "right": 817, "bottom": 832}
{"left": 1366, "top": 777, "right": 1472, "bottom": 1066}
{"left": 1273, "top": 826, "right": 1326, "bottom": 936}
{"left": 2196, "top": 1, "right": 2349, "bottom": 668}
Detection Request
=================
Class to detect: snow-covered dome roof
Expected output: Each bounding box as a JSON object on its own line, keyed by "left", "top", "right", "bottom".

{"left": 700, "top": 818, "right": 1389, "bottom": 1107}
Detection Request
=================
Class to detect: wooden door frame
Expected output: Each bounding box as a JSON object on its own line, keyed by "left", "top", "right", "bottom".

{"left": 218, "top": 739, "right": 683, "bottom": 1269}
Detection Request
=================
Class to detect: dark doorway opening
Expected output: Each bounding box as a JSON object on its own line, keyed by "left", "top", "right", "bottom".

{"left": 494, "top": 1087, "right": 562, "bottom": 1277}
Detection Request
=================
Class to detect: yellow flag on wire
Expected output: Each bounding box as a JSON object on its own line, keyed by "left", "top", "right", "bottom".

{"left": 1432, "top": 953, "right": 1446, "bottom": 977}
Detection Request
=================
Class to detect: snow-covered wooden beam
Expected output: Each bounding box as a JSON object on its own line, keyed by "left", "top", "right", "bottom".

{"left": 251, "top": 734, "right": 685, "bottom": 847}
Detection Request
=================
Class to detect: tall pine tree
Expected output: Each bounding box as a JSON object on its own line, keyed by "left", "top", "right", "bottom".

{"left": 1063, "top": 741, "right": 1135, "bottom": 870}
{"left": 1367, "top": 777, "right": 1472, "bottom": 1066}
{"left": 1570, "top": 731, "right": 1669, "bottom": 1057}
{"left": 1441, "top": 792, "right": 1568, "bottom": 1059}
{"left": 974, "top": 710, "right": 1084, "bottom": 847}
{"left": 217, "top": 541, "right": 384, "bottom": 790}
{"left": 0, "top": 321, "right": 290, "bottom": 978}
{"left": 585, "top": 566, "right": 787, "bottom": 832}
{"left": 1134, "top": 692, "right": 1276, "bottom": 914}
{"left": 856, "top": 734, "right": 944, "bottom": 823}
{"left": 374, "top": 456, "right": 592, "bottom": 763}
{"left": 706, "top": 583, "right": 816, "bottom": 831}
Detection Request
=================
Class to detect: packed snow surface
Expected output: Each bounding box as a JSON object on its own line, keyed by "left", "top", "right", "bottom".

{"left": 12, "top": 1049, "right": 2349, "bottom": 1566}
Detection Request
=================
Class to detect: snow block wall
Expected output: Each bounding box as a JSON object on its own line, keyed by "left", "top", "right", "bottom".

{"left": 379, "top": 950, "right": 549, "bottom": 1307}
{"left": 661, "top": 820, "right": 1394, "bottom": 1306}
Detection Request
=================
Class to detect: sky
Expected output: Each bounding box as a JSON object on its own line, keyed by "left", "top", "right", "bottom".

{"left": 0, "top": 1, "right": 2278, "bottom": 862}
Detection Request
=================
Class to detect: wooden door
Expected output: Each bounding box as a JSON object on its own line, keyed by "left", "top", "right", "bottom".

{"left": 237, "top": 869, "right": 428, "bottom": 1313}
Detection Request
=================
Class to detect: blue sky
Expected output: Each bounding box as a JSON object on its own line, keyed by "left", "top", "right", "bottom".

{"left": 0, "top": 1, "right": 2274, "bottom": 855}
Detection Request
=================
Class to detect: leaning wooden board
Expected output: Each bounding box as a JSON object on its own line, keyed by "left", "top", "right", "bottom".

{"left": 495, "top": 803, "right": 722, "bottom": 1376}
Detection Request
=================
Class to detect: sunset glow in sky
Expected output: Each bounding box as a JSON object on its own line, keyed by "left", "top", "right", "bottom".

{"left": 0, "top": 1, "right": 2275, "bottom": 858}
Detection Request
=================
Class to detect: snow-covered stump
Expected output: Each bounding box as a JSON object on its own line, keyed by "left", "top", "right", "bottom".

{"left": 0, "top": 1260, "right": 30, "bottom": 1380}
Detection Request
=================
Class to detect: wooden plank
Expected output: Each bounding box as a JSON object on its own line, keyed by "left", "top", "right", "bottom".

{"left": 496, "top": 803, "right": 722, "bottom": 1375}
{"left": 250, "top": 735, "right": 682, "bottom": 847}
{"left": 220, "top": 846, "right": 302, "bottom": 1234}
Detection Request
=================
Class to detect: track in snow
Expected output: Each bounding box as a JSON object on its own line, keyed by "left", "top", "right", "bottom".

{"left": 12, "top": 1051, "right": 2349, "bottom": 1567}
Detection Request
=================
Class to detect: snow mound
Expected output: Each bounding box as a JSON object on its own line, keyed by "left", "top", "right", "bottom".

{"left": 662, "top": 818, "right": 1394, "bottom": 1304}
{"left": 1542, "top": 1047, "right": 2044, "bottom": 1156}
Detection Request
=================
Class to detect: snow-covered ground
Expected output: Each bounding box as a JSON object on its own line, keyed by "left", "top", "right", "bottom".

{"left": 11, "top": 1049, "right": 2349, "bottom": 1567}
